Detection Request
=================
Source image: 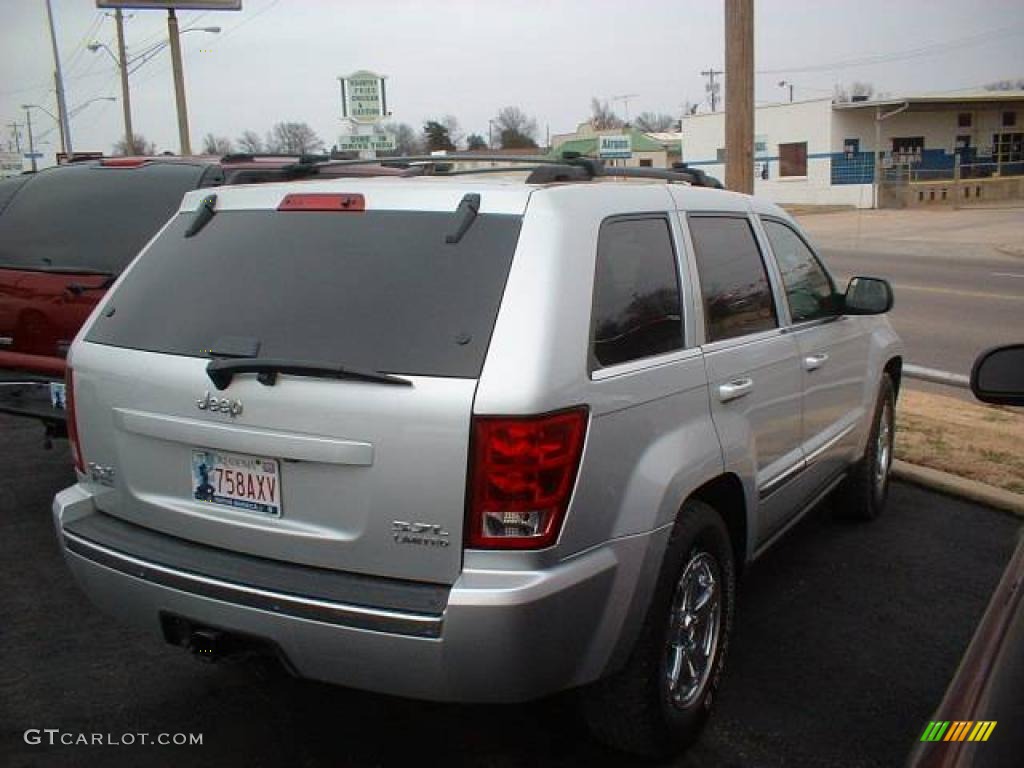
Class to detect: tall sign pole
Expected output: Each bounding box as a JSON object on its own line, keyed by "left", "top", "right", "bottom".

{"left": 724, "top": 0, "right": 754, "bottom": 194}
{"left": 115, "top": 9, "right": 134, "bottom": 151}
{"left": 45, "top": 0, "right": 73, "bottom": 155}
{"left": 24, "top": 108, "right": 38, "bottom": 173}
{"left": 167, "top": 9, "right": 191, "bottom": 155}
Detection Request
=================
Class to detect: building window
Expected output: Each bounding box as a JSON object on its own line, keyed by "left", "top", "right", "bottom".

{"left": 715, "top": 147, "right": 727, "bottom": 162}
{"left": 1003, "top": 111, "right": 1017, "bottom": 128}
{"left": 590, "top": 217, "right": 683, "bottom": 369}
{"left": 957, "top": 112, "right": 972, "bottom": 128}
{"left": 778, "top": 142, "right": 807, "bottom": 177}
{"left": 992, "top": 132, "right": 1024, "bottom": 163}
{"left": 639, "top": 158, "right": 653, "bottom": 167}
{"left": 891, "top": 136, "right": 925, "bottom": 165}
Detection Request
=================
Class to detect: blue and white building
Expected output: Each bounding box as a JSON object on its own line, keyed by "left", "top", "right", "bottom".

{"left": 680, "top": 92, "right": 1024, "bottom": 208}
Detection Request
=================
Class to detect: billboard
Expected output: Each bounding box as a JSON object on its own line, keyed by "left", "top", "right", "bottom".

{"left": 96, "top": 2, "right": 241, "bottom": 10}
{"left": 340, "top": 71, "right": 388, "bottom": 125}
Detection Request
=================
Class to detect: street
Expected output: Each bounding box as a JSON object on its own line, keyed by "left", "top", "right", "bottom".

{"left": 803, "top": 208, "right": 1024, "bottom": 377}
{"left": 2, "top": 412, "right": 1020, "bottom": 768}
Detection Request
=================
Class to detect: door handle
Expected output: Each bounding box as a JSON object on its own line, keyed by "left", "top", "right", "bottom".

{"left": 718, "top": 378, "right": 753, "bottom": 402}
{"left": 804, "top": 353, "right": 829, "bottom": 371}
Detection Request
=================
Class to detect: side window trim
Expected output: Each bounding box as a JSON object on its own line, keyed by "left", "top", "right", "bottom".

{"left": 686, "top": 211, "right": 783, "bottom": 345}
{"left": 756, "top": 214, "right": 841, "bottom": 327}
{"left": 588, "top": 212, "right": 686, "bottom": 377}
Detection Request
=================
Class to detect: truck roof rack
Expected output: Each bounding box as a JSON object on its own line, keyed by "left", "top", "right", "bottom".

{"left": 282, "top": 153, "right": 725, "bottom": 188}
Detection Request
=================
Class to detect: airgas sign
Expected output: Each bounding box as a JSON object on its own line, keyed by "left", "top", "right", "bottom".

{"left": 339, "top": 71, "right": 388, "bottom": 125}
{"left": 598, "top": 135, "right": 632, "bottom": 159}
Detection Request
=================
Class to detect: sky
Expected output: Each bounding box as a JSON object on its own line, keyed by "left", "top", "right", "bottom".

{"left": 2, "top": 0, "right": 1024, "bottom": 162}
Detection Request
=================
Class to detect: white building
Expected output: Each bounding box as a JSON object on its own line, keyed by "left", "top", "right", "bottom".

{"left": 681, "top": 92, "right": 1024, "bottom": 208}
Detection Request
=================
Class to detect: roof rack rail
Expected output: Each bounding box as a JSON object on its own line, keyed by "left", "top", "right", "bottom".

{"left": 264, "top": 153, "right": 725, "bottom": 188}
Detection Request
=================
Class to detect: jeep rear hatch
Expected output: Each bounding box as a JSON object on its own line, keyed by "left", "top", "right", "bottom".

{"left": 72, "top": 194, "right": 524, "bottom": 585}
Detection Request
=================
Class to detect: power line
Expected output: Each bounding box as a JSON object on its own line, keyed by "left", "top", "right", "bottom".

{"left": 758, "top": 23, "right": 1024, "bottom": 75}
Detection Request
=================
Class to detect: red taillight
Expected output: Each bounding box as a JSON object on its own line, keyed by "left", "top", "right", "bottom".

{"left": 277, "top": 193, "right": 365, "bottom": 212}
{"left": 100, "top": 157, "right": 148, "bottom": 167}
{"left": 65, "top": 368, "right": 84, "bottom": 473}
{"left": 467, "top": 408, "right": 588, "bottom": 550}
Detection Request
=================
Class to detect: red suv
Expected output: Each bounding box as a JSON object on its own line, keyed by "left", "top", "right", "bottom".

{"left": 0, "top": 154, "right": 411, "bottom": 440}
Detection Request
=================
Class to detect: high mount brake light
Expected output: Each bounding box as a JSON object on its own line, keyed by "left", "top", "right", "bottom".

{"left": 277, "top": 193, "right": 365, "bottom": 212}
{"left": 65, "top": 368, "right": 84, "bottom": 473}
{"left": 467, "top": 408, "right": 588, "bottom": 550}
{"left": 100, "top": 158, "right": 148, "bottom": 168}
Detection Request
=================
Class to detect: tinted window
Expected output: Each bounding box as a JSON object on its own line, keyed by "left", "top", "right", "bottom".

{"left": 591, "top": 217, "right": 682, "bottom": 369}
{"left": 0, "top": 162, "right": 206, "bottom": 274}
{"left": 689, "top": 216, "right": 778, "bottom": 343}
{"left": 762, "top": 219, "right": 836, "bottom": 322}
{"left": 86, "top": 209, "right": 522, "bottom": 379}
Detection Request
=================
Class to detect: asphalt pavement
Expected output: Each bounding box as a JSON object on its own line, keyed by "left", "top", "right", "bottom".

{"left": 1, "top": 412, "right": 1020, "bottom": 768}
{"left": 800, "top": 207, "right": 1024, "bottom": 379}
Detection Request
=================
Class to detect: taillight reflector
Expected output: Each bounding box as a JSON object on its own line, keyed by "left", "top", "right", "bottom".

{"left": 65, "top": 368, "right": 85, "bottom": 473}
{"left": 277, "top": 193, "right": 365, "bottom": 212}
{"left": 467, "top": 408, "right": 588, "bottom": 550}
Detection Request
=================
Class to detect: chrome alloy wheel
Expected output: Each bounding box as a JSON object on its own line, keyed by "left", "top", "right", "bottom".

{"left": 665, "top": 551, "right": 722, "bottom": 709}
{"left": 875, "top": 399, "right": 893, "bottom": 492}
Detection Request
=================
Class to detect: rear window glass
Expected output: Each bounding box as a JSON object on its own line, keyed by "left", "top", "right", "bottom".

{"left": 86, "top": 209, "right": 523, "bottom": 379}
{"left": 0, "top": 163, "right": 206, "bottom": 274}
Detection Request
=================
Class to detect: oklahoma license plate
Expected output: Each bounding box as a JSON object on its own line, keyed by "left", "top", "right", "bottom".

{"left": 191, "top": 449, "right": 282, "bottom": 517}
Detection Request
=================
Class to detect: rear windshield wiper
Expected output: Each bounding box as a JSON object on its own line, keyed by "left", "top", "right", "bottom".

{"left": 206, "top": 357, "right": 413, "bottom": 390}
{"left": 185, "top": 194, "right": 217, "bottom": 238}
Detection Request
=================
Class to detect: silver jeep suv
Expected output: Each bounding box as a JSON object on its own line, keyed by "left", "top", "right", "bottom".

{"left": 54, "top": 163, "right": 902, "bottom": 757}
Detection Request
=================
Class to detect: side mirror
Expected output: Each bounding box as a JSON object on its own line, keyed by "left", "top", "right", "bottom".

{"left": 843, "top": 276, "right": 893, "bottom": 315}
{"left": 970, "top": 344, "right": 1024, "bottom": 406}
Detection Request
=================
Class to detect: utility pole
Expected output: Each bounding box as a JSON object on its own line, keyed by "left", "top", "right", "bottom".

{"left": 167, "top": 9, "right": 192, "bottom": 155}
{"left": 701, "top": 68, "right": 723, "bottom": 112}
{"left": 44, "top": 0, "right": 72, "bottom": 155}
{"left": 724, "top": 0, "right": 754, "bottom": 194}
{"left": 114, "top": 9, "right": 134, "bottom": 152}
{"left": 23, "top": 108, "right": 37, "bottom": 173}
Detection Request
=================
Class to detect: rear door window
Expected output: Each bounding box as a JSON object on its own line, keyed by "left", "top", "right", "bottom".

{"left": 86, "top": 209, "right": 523, "bottom": 379}
{"left": 590, "top": 216, "right": 683, "bottom": 370}
{"left": 0, "top": 162, "right": 207, "bottom": 274}
{"left": 688, "top": 215, "right": 778, "bottom": 343}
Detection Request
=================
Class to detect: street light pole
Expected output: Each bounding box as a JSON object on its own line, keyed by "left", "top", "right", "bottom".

{"left": 167, "top": 9, "right": 191, "bottom": 155}
{"left": 114, "top": 9, "right": 134, "bottom": 152}
{"left": 44, "top": 0, "right": 72, "bottom": 155}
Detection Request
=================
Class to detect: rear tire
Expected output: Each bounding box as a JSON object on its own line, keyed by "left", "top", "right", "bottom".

{"left": 836, "top": 373, "right": 895, "bottom": 521}
{"left": 582, "top": 499, "right": 735, "bottom": 759}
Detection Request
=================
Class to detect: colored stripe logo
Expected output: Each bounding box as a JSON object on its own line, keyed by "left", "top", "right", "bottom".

{"left": 920, "top": 721, "right": 997, "bottom": 742}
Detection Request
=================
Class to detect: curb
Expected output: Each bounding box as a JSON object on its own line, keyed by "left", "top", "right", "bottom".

{"left": 893, "top": 460, "right": 1024, "bottom": 518}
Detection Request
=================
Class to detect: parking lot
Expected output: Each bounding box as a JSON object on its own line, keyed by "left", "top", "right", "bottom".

{"left": 1, "top": 411, "right": 1019, "bottom": 768}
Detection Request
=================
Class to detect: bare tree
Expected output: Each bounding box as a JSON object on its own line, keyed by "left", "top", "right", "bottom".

{"left": 236, "top": 130, "right": 263, "bottom": 153}
{"left": 634, "top": 112, "right": 677, "bottom": 132}
{"left": 492, "top": 106, "right": 538, "bottom": 149}
{"left": 984, "top": 78, "right": 1024, "bottom": 91}
{"left": 266, "top": 122, "right": 325, "bottom": 154}
{"left": 378, "top": 122, "right": 422, "bottom": 156}
{"left": 113, "top": 133, "right": 156, "bottom": 156}
{"left": 833, "top": 81, "right": 875, "bottom": 103}
{"left": 590, "top": 98, "right": 624, "bottom": 130}
{"left": 202, "top": 133, "right": 233, "bottom": 155}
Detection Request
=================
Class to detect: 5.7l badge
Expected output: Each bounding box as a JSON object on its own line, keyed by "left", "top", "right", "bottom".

{"left": 392, "top": 521, "right": 451, "bottom": 548}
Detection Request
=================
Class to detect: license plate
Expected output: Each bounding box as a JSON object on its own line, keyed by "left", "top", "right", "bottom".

{"left": 191, "top": 449, "right": 282, "bottom": 517}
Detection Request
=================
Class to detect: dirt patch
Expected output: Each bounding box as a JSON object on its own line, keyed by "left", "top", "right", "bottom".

{"left": 780, "top": 204, "right": 856, "bottom": 216}
{"left": 896, "top": 389, "right": 1024, "bottom": 495}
